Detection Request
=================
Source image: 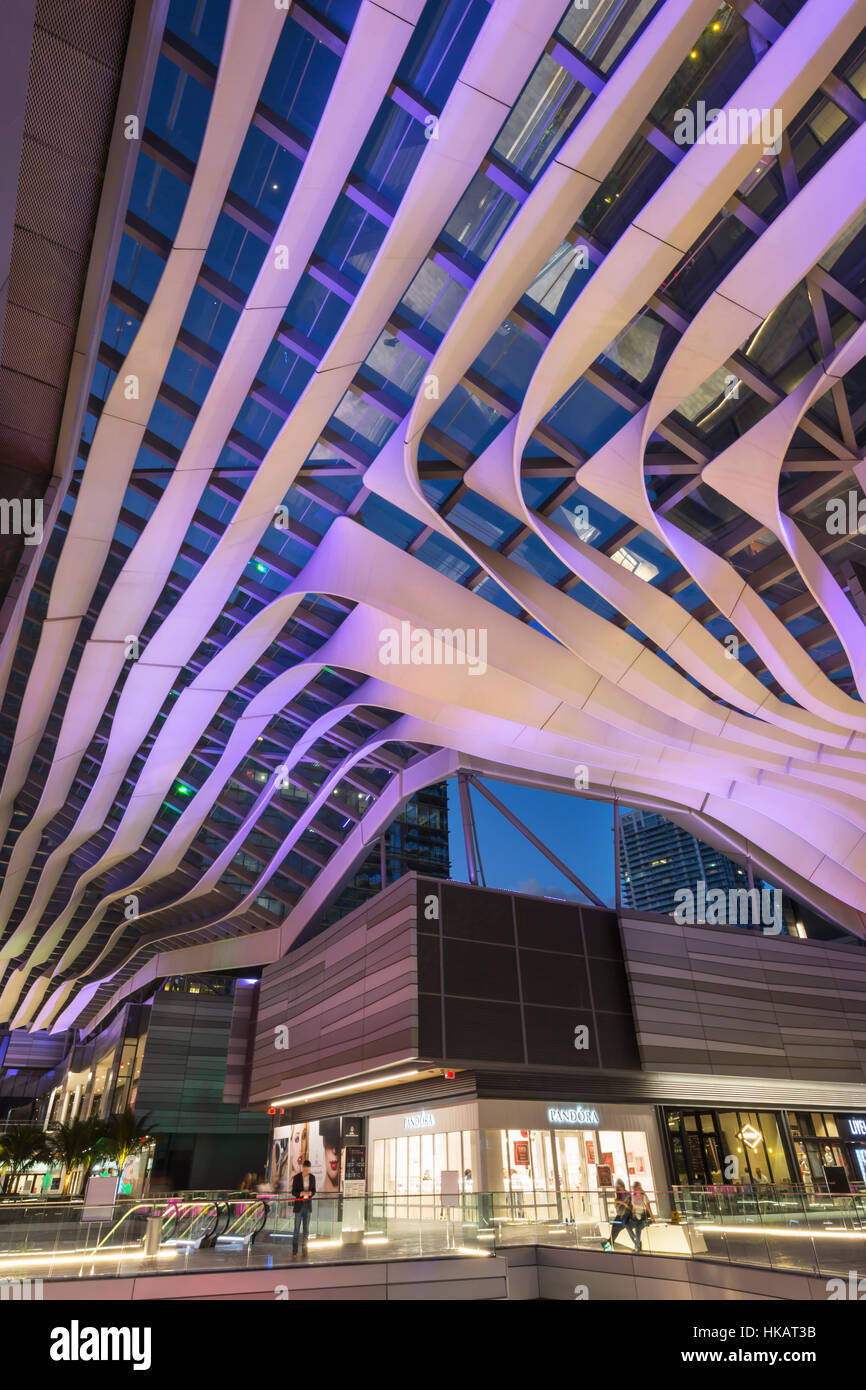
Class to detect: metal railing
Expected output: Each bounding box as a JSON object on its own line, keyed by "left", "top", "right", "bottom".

{"left": 0, "top": 1186, "right": 862, "bottom": 1282}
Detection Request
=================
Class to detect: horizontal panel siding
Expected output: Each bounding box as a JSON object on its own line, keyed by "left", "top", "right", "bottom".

{"left": 248, "top": 876, "right": 420, "bottom": 1105}
{"left": 135, "top": 991, "right": 270, "bottom": 1134}
{"left": 620, "top": 915, "right": 866, "bottom": 1086}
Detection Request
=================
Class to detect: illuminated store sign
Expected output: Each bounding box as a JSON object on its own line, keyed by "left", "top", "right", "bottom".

{"left": 547, "top": 1105, "right": 600, "bottom": 1127}
{"left": 848, "top": 1117, "right": 866, "bottom": 1137}
{"left": 403, "top": 1110, "right": 435, "bottom": 1131}
{"left": 737, "top": 1123, "right": 763, "bottom": 1152}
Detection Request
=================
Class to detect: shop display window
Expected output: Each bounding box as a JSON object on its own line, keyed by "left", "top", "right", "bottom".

{"left": 371, "top": 1129, "right": 476, "bottom": 1217}
{"left": 374, "top": 1121, "right": 656, "bottom": 1221}
{"left": 598, "top": 1131, "right": 627, "bottom": 1188}
{"left": 492, "top": 1129, "right": 557, "bottom": 1221}
{"left": 554, "top": 1126, "right": 656, "bottom": 1223}
{"left": 623, "top": 1131, "right": 652, "bottom": 1184}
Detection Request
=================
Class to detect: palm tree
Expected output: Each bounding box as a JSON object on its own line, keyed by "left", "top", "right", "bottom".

{"left": 0, "top": 1124, "right": 50, "bottom": 1196}
{"left": 103, "top": 1109, "right": 156, "bottom": 1189}
{"left": 50, "top": 1118, "right": 106, "bottom": 1195}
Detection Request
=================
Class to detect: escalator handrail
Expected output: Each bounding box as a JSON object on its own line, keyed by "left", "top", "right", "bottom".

{"left": 172, "top": 1199, "right": 222, "bottom": 1246}
{"left": 215, "top": 1200, "right": 231, "bottom": 1238}
{"left": 252, "top": 1197, "right": 268, "bottom": 1237}
{"left": 160, "top": 1199, "right": 181, "bottom": 1242}
{"left": 223, "top": 1196, "right": 267, "bottom": 1238}
{"left": 94, "top": 1198, "right": 177, "bottom": 1250}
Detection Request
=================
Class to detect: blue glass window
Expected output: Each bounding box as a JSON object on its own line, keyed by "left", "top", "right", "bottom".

{"left": 398, "top": 0, "right": 488, "bottom": 108}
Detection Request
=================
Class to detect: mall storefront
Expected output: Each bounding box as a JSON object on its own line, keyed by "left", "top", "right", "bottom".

{"left": 790, "top": 1111, "right": 866, "bottom": 1192}
{"left": 366, "top": 1098, "right": 666, "bottom": 1224}
{"left": 663, "top": 1107, "right": 866, "bottom": 1194}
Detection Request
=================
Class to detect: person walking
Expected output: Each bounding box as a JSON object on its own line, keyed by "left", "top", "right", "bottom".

{"left": 627, "top": 1182, "right": 653, "bottom": 1251}
{"left": 602, "top": 1179, "right": 631, "bottom": 1251}
{"left": 291, "top": 1158, "right": 316, "bottom": 1258}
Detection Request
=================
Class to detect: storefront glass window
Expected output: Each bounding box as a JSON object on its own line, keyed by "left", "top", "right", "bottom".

{"left": 446, "top": 1131, "right": 460, "bottom": 1173}
{"left": 716, "top": 1112, "right": 741, "bottom": 1183}
{"left": 794, "top": 1140, "right": 818, "bottom": 1188}
{"left": 372, "top": 1128, "right": 477, "bottom": 1216}
{"left": 598, "top": 1130, "right": 628, "bottom": 1187}
{"left": 668, "top": 1108, "right": 791, "bottom": 1189}
{"left": 757, "top": 1112, "right": 790, "bottom": 1185}
{"left": 623, "top": 1131, "right": 653, "bottom": 1186}
{"left": 372, "top": 1139, "right": 385, "bottom": 1192}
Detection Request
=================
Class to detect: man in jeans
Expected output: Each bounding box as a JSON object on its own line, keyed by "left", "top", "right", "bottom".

{"left": 291, "top": 1158, "right": 316, "bottom": 1257}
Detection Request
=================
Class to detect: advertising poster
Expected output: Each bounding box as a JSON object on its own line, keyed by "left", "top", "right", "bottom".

{"left": 271, "top": 1118, "right": 344, "bottom": 1194}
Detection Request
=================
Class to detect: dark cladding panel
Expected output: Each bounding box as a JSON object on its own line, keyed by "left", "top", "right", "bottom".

{"left": 440, "top": 882, "right": 515, "bottom": 944}
{"left": 518, "top": 948, "right": 592, "bottom": 1009}
{"left": 442, "top": 938, "right": 520, "bottom": 1002}
{"left": 417, "top": 931, "right": 440, "bottom": 993}
{"left": 514, "top": 896, "right": 582, "bottom": 953}
{"left": 417, "top": 992, "right": 442, "bottom": 1059}
{"left": 586, "top": 955, "right": 634, "bottom": 1015}
{"left": 416, "top": 879, "right": 442, "bottom": 934}
{"left": 595, "top": 1012, "right": 642, "bottom": 1070}
{"left": 581, "top": 907, "right": 627, "bottom": 959}
{"left": 434, "top": 885, "right": 637, "bottom": 1073}
{"left": 444, "top": 997, "right": 524, "bottom": 1064}
{"left": 524, "top": 1005, "right": 599, "bottom": 1068}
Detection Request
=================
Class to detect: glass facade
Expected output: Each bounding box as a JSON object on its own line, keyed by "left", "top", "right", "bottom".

{"left": 665, "top": 1108, "right": 793, "bottom": 1189}
{"left": 371, "top": 1128, "right": 477, "bottom": 1217}
{"left": 665, "top": 1108, "right": 866, "bottom": 1194}
{"left": 787, "top": 1111, "right": 866, "bottom": 1192}
{"left": 366, "top": 1101, "right": 662, "bottom": 1222}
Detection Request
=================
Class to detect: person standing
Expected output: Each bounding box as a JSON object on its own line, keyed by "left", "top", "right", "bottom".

{"left": 628, "top": 1182, "right": 653, "bottom": 1251}
{"left": 602, "top": 1179, "right": 631, "bottom": 1251}
{"left": 291, "top": 1158, "right": 316, "bottom": 1258}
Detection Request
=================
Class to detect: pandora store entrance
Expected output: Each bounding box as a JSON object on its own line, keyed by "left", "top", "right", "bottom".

{"left": 366, "top": 1098, "right": 666, "bottom": 1222}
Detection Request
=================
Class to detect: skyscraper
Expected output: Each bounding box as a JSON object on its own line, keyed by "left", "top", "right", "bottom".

{"left": 618, "top": 807, "right": 756, "bottom": 916}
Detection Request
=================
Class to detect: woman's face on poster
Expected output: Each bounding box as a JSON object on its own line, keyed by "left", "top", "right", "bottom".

{"left": 323, "top": 1141, "right": 340, "bottom": 1187}
{"left": 272, "top": 1139, "right": 288, "bottom": 1183}
{"left": 291, "top": 1125, "right": 307, "bottom": 1170}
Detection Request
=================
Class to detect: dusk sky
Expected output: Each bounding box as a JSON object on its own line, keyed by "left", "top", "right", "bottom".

{"left": 447, "top": 778, "right": 618, "bottom": 908}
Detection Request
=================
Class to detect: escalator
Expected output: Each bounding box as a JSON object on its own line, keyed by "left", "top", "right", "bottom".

{"left": 213, "top": 1198, "right": 269, "bottom": 1251}
{"left": 95, "top": 1199, "right": 181, "bottom": 1252}
{"left": 92, "top": 1196, "right": 272, "bottom": 1258}
{"left": 164, "top": 1200, "right": 224, "bottom": 1250}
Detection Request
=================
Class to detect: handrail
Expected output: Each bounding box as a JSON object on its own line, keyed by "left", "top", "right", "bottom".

{"left": 164, "top": 1198, "right": 223, "bottom": 1246}
{"left": 94, "top": 1199, "right": 178, "bottom": 1250}
{"left": 222, "top": 1197, "right": 267, "bottom": 1239}
{"left": 215, "top": 1200, "right": 231, "bottom": 1239}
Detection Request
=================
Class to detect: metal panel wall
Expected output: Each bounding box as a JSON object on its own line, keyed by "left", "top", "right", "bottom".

{"left": 248, "top": 874, "right": 420, "bottom": 1106}
{"left": 135, "top": 987, "right": 270, "bottom": 1135}
{"left": 620, "top": 914, "right": 866, "bottom": 1084}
